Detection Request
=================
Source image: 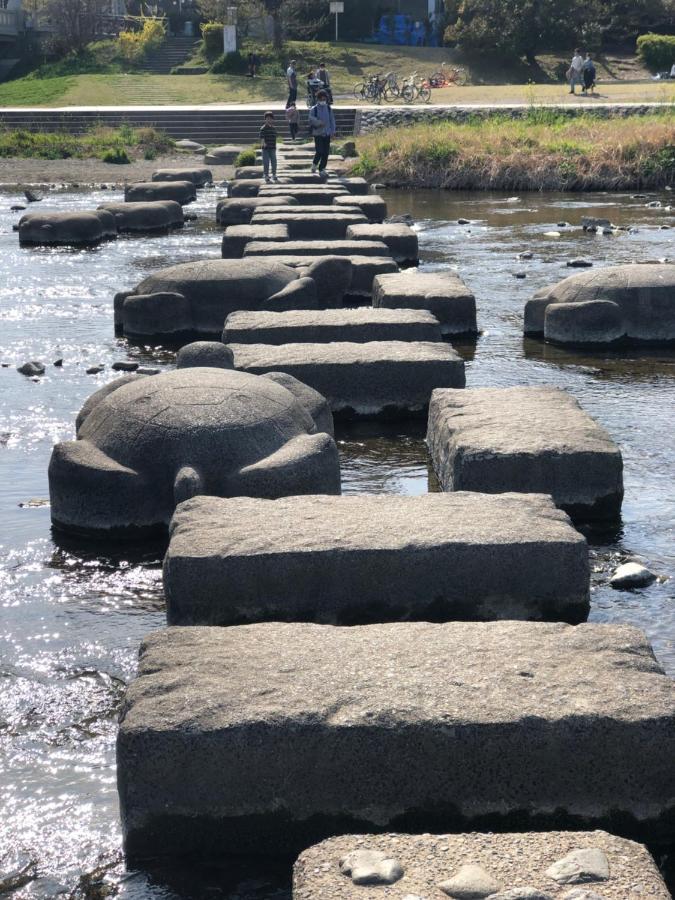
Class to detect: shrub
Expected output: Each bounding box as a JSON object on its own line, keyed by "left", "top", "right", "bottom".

{"left": 211, "top": 50, "right": 247, "bottom": 74}
{"left": 235, "top": 148, "right": 256, "bottom": 167}
{"left": 101, "top": 147, "right": 130, "bottom": 164}
{"left": 201, "top": 22, "right": 224, "bottom": 58}
{"left": 637, "top": 33, "right": 675, "bottom": 72}
{"left": 144, "top": 147, "right": 157, "bottom": 160}
{"left": 118, "top": 17, "right": 166, "bottom": 63}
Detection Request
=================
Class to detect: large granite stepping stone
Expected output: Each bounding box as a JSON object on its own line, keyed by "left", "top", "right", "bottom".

{"left": 334, "top": 177, "right": 370, "bottom": 195}
{"left": 151, "top": 167, "right": 212, "bottom": 187}
{"left": 347, "top": 223, "right": 419, "bottom": 266}
{"left": 244, "top": 239, "right": 392, "bottom": 259}
{"left": 523, "top": 263, "right": 675, "bottom": 346}
{"left": 115, "top": 258, "right": 321, "bottom": 340}
{"left": 18, "top": 210, "right": 117, "bottom": 246}
{"left": 373, "top": 271, "right": 477, "bottom": 335}
{"left": 125, "top": 180, "right": 196, "bottom": 205}
{"left": 251, "top": 211, "right": 368, "bottom": 240}
{"left": 223, "top": 308, "right": 443, "bottom": 344}
{"left": 253, "top": 254, "right": 399, "bottom": 301}
{"left": 293, "top": 832, "right": 671, "bottom": 899}
{"left": 204, "top": 144, "right": 246, "bottom": 164}
{"left": 228, "top": 340, "right": 465, "bottom": 417}
{"left": 335, "top": 194, "right": 387, "bottom": 222}
{"left": 257, "top": 185, "right": 349, "bottom": 205}
{"left": 118, "top": 621, "right": 675, "bottom": 860}
{"left": 221, "top": 224, "right": 289, "bottom": 258}
{"left": 216, "top": 196, "right": 297, "bottom": 226}
{"left": 164, "top": 492, "right": 589, "bottom": 625}
{"left": 49, "top": 368, "right": 339, "bottom": 537}
{"left": 427, "top": 387, "right": 623, "bottom": 521}
{"left": 98, "top": 201, "right": 183, "bottom": 233}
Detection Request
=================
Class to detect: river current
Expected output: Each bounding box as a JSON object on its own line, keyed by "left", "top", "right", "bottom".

{"left": 0, "top": 185, "right": 673, "bottom": 898}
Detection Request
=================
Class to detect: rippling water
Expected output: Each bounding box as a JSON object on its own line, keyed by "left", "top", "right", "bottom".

{"left": 0, "top": 185, "right": 673, "bottom": 898}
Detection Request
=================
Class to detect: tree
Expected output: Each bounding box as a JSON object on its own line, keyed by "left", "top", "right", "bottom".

{"left": 41, "top": 0, "right": 109, "bottom": 52}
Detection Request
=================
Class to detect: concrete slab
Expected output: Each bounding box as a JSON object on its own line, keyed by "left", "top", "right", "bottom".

{"left": 294, "top": 832, "right": 671, "bottom": 899}
{"left": 228, "top": 340, "right": 465, "bottom": 417}
{"left": 222, "top": 308, "right": 443, "bottom": 344}
{"left": 221, "top": 224, "right": 288, "bottom": 259}
{"left": 427, "top": 387, "right": 624, "bottom": 521}
{"left": 373, "top": 271, "right": 477, "bottom": 335}
{"left": 164, "top": 492, "right": 590, "bottom": 626}
{"left": 347, "top": 223, "right": 419, "bottom": 266}
{"left": 216, "top": 196, "right": 297, "bottom": 225}
{"left": 251, "top": 211, "right": 368, "bottom": 240}
{"left": 118, "top": 621, "right": 675, "bottom": 860}
{"left": 334, "top": 194, "right": 387, "bottom": 222}
{"left": 244, "top": 240, "right": 391, "bottom": 259}
{"left": 258, "top": 186, "right": 349, "bottom": 205}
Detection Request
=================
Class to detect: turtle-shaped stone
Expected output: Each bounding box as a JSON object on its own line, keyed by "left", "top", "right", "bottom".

{"left": 48, "top": 367, "right": 340, "bottom": 538}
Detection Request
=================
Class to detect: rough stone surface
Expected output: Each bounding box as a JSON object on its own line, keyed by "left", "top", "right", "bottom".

{"left": 216, "top": 196, "right": 297, "bottom": 225}
{"left": 98, "top": 201, "right": 183, "bottom": 233}
{"left": 293, "top": 832, "right": 670, "bottom": 900}
{"left": 261, "top": 371, "right": 334, "bottom": 437}
{"left": 204, "top": 145, "right": 246, "bottom": 164}
{"left": 339, "top": 849, "right": 404, "bottom": 886}
{"left": 118, "top": 622, "right": 675, "bottom": 861}
{"left": 49, "top": 368, "right": 340, "bottom": 537}
{"left": 257, "top": 185, "right": 349, "bottom": 205}
{"left": 248, "top": 254, "right": 398, "bottom": 300}
{"left": 164, "top": 492, "right": 589, "bottom": 626}
{"left": 124, "top": 180, "right": 196, "bottom": 205}
{"left": 427, "top": 387, "right": 623, "bottom": 521}
{"left": 545, "top": 849, "right": 609, "bottom": 885}
{"left": 373, "top": 271, "right": 477, "bottom": 335}
{"left": 175, "top": 341, "right": 234, "bottom": 369}
{"left": 335, "top": 194, "right": 388, "bottom": 222}
{"left": 439, "top": 863, "right": 501, "bottom": 897}
{"left": 17, "top": 360, "right": 45, "bottom": 376}
{"left": 523, "top": 264, "right": 675, "bottom": 345}
{"left": 117, "top": 259, "right": 317, "bottom": 339}
{"left": 222, "top": 308, "right": 442, "bottom": 344}
{"left": 610, "top": 562, "right": 657, "bottom": 589}
{"left": 221, "top": 224, "right": 288, "bottom": 258}
{"left": 151, "top": 167, "right": 212, "bottom": 187}
{"left": 347, "top": 223, "right": 419, "bottom": 266}
{"left": 229, "top": 340, "right": 465, "bottom": 417}
{"left": 251, "top": 211, "right": 368, "bottom": 240}
{"left": 244, "top": 239, "right": 391, "bottom": 259}
{"left": 18, "top": 211, "right": 113, "bottom": 246}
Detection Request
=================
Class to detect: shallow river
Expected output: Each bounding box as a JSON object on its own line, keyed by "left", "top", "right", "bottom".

{"left": 0, "top": 186, "right": 673, "bottom": 898}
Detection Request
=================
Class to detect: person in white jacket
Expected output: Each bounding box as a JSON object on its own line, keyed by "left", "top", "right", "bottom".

{"left": 569, "top": 49, "right": 583, "bottom": 94}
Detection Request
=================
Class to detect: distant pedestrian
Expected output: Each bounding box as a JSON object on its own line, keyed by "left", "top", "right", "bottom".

{"left": 582, "top": 52, "right": 596, "bottom": 94}
{"left": 260, "top": 111, "right": 278, "bottom": 183}
{"left": 315, "top": 61, "right": 333, "bottom": 104}
{"left": 308, "top": 89, "right": 336, "bottom": 176}
{"left": 247, "top": 51, "right": 260, "bottom": 78}
{"left": 285, "top": 102, "right": 299, "bottom": 142}
{"left": 286, "top": 58, "right": 298, "bottom": 108}
{"left": 568, "top": 48, "right": 583, "bottom": 94}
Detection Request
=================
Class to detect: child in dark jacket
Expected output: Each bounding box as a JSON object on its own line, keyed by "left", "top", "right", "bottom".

{"left": 259, "top": 111, "right": 278, "bottom": 183}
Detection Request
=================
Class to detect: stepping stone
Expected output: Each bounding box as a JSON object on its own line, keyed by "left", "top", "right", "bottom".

{"left": 164, "top": 492, "right": 590, "bottom": 625}
{"left": 118, "top": 621, "right": 675, "bottom": 860}
{"left": 335, "top": 194, "right": 387, "bottom": 222}
{"left": 427, "top": 387, "right": 624, "bottom": 521}
{"left": 18, "top": 211, "right": 116, "bottom": 247}
{"left": 204, "top": 144, "right": 246, "bottom": 164}
{"left": 251, "top": 211, "right": 368, "bottom": 240}
{"left": 151, "top": 167, "right": 212, "bottom": 187}
{"left": 228, "top": 340, "right": 465, "bottom": 418}
{"left": 334, "top": 177, "right": 370, "bottom": 195}
{"left": 223, "top": 308, "right": 443, "bottom": 344}
{"left": 175, "top": 139, "right": 205, "bottom": 153}
{"left": 294, "top": 832, "right": 671, "bottom": 899}
{"left": 373, "top": 271, "right": 477, "bottom": 335}
{"left": 244, "top": 239, "right": 391, "bottom": 259}
{"left": 252, "top": 203, "right": 363, "bottom": 216}
{"left": 221, "top": 224, "right": 288, "bottom": 259}
{"left": 216, "top": 196, "right": 297, "bottom": 226}
{"left": 347, "top": 223, "right": 419, "bottom": 266}
{"left": 98, "top": 201, "right": 183, "bottom": 233}
{"left": 258, "top": 186, "right": 349, "bottom": 205}
{"left": 125, "top": 180, "right": 196, "bottom": 205}
{"left": 267, "top": 254, "right": 398, "bottom": 301}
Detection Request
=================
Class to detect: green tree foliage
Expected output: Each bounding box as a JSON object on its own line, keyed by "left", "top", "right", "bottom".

{"left": 637, "top": 32, "right": 675, "bottom": 68}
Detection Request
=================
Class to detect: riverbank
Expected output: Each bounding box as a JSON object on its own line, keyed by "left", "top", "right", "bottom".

{"left": 351, "top": 111, "right": 675, "bottom": 190}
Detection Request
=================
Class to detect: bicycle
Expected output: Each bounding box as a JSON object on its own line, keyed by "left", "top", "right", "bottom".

{"left": 400, "top": 72, "right": 432, "bottom": 104}
{"left": 428, "top": 62, "right": 466, "bottom": 87}
{"left": 353, "top": 72, "right": 389, "bottom": 103}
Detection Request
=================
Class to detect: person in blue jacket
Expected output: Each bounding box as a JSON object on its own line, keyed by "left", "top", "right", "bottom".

{"left": 308, "top": 90, "right": 336, "bottom": 176}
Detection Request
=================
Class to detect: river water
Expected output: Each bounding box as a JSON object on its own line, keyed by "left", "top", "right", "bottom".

{"left": 0, "top": 185, "right": 673, "bottom": 898}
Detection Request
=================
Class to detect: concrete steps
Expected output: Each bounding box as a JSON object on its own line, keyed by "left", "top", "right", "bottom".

{"left": 135, "top": 36, "right": 199, "bottom": 74}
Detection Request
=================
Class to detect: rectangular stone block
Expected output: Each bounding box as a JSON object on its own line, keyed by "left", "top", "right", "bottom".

{"left": 164, "top": 492, "right": 590, "bottom": 626}
{"left": 334, "top": 194, "right": 387, "bottom": 222}
{"left": 216, "top": 196, "right": 296, "bottom": 225}
{"left": 268, "top": 255, "right": 399, "bottom": 300}
{"left": 294, "top": 831, "right": 671, "bottom": 899}
{"left": 221, "top": 224, "right": 288, "bottom": 259}
{"left": 347, "top": 223, "right": 419, "bottom": 266}
{"left": 251, "top": 211, "right": 368, "bottom": 240}
{"left": 258, "top": 186, "right": 349, "bottom": 205}
{"left": 373, "top": 271, "right": 477, "bottom": 335}
{"left": 118, "top": 621, "right": 675, "bottom": 860}
{"left": 228, "top": 340, "right": 465, "bottom": 417}
{"left": 244, "top": 240, "right": 391, "bottom": 259}
{"left": 223, "top": 308, "right": 443, "bottom": 344}
{"left": 427, "top": 387, "right": 624, "bottom": 521}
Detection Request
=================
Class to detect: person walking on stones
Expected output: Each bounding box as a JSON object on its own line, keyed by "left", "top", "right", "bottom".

{"left": 315, "top": 61, "right": 333, "bottom": 103}
{"left": 286, "top": 58, "right": 298, "bottom": 108}
{"left": 568, "top": 48, "right": 583, "bottom": 94}
{"left": 308, "top": 89, "right": 336, "bottom": 177}
{"left": 582, "top": 52, "right": 596, "bottom": 95}
{"left": 285, "top": 102, "right": 299, "bottom": 142}
{"left": 260, "top": 111, "right": 279, "bottom": 183}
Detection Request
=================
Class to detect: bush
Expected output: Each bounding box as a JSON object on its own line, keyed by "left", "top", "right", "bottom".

{"left": 118, "top": 17, "right": 166, "bottom": 63}
{"left": 235, "top": 148, "right": 256, "bottom": 167}
{"left": 101, "top": 147, "right": 130, "bottom": 164}
{"left": 637, "top": 33, "right": 675, "bottom": 72}
{"left": 211, "top": 50, "right": 247, "bottom": 74}
{"left": 201, "top": 22, "right": 224, "bottom": 58}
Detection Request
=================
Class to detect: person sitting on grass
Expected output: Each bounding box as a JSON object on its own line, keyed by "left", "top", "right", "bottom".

{"left": 260, "top": 111, "right": 279, "bottom": 184}
{"left": 308, "top": 89, "right": 336, "bottom": 177}
{"left": 285, "top": 103, "right": 299, "bottom": 142}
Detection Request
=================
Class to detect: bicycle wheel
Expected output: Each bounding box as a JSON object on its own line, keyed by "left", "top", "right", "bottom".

{"left": 450, "top": 68, "right": 466, "bottom": 85}
{"left": 353, "top": 82, "right": 366, "bottom": 101}
{"left": 384, "top": 85, "right": 400, "bottom": 102}
{"left": 418, "top": 85, "right": 432, "bottom": 103}
{"left": 401, "top": 84, "right": 415, "bottom": 103}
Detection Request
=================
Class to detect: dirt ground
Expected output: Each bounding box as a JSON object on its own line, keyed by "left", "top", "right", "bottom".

{"left": 0, "top": 154, "right": 234, "bottom": 189}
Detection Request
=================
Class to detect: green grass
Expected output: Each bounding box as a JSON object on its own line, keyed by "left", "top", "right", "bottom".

{"left": 350, "top": 111, "right": 675, "bottom": 190}
{"left": 0, "top": 125, "right": 173, "bottom": 160}
{"left": 0, "top": 75, "right": 75, "bottom": 106}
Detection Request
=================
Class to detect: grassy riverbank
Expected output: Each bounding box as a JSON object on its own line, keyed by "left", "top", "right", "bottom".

{"left": 351, "top": 111, "right": 675, "bottom": 190}
{"left": 0, "top": 125, "right": 173, "bottom": 162}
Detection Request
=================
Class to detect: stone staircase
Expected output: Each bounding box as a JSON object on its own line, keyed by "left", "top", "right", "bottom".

{"left": 135, "top": 35, "right": 200, "bottom": 74}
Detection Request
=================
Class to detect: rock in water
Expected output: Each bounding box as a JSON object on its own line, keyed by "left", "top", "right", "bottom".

{"left": 439, "top": 864, "right": 501, "bottom": 898}
{"left": 175, "top": 342, "right": 234, "bottom": 369}
{"left": 566, "top": 258, "right": 593, "bottom": 268}
{"left": 339, "top": 849, "right": 403, "bottom": 885}
{"left": 609, "top": 562, "right": 657, "bottom": 589}
{"left": 17, "top": 360, "right": 45, "bottom": 376}
{"left": 545, "top": 848, "right": 609, "bottom": 885}
{"left": 48, "top": 368, "right": 340, "bottom": 538}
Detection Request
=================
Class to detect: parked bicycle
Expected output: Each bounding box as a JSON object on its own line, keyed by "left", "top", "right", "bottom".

{"left": 428, "top": 62, "right": 466, "bottom": 87}
{"left": 400, "top": 71, "right": 431, "bottom": 103}
{"left": 353, "top": 72, "right": 395, "bottom": 103}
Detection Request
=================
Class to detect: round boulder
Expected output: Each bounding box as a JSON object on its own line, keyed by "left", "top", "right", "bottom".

{"left": 151, "top": 167, "right": 212, "bottom": 187}
{"left": 545, "top": 300, "right": 624, "bottom": 346}
{"left": 124, "top": 180, "right": 197, "bottom": 205}
{"left": 176, "top": 341, "right": 234, "bottom": 369}
{"left": 48, "top": 367, "right": 341, "bottom": 538}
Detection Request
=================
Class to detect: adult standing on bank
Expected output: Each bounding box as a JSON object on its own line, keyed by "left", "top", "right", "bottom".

{"left": 309, "top": 89, "right": 336, "bottom": 176}
{"left": 315, "top": 61, "right": 333, "bottom": 103}
{"left": 286, "top": 59, "right": 298, "bottom": 108}
{"left": 568, "top": 48, "right": 583, "bottom": 94}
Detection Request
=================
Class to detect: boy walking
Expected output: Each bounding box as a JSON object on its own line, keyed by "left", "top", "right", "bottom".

{"left": 260, "top": 111, "right": 278, "bottom": 183}
{"left": 285, "top": 103, "right": 299, "bottom": 142}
